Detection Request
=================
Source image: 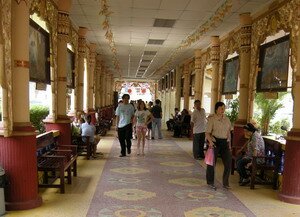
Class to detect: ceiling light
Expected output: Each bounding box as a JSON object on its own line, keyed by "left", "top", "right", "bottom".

{"left": 147, "top": 39, "right": 165, "bottom": 45}
{"left": 153, "top": 19, "right": 176, "bottom": 28}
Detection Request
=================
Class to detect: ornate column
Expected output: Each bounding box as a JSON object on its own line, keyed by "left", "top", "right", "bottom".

{"left": 210, "top": 36, "right": 220, "bottom": 112}
{"left": 106, "top": 73, "right": 112, "bottom": 106}
{"left": 110, "top": 74, "right": 114, "bottom": 105}
{"left": 194, "top": 49, "right": 203, "bottom": 101}
{"left": 183, "top": 61, "right": 190, "bottom": 110}
{"left": 100, "top": 69, "right": 105, "bottom": 107}
{"left": 94, "top": 55, "right": 101, "bottom": 108}
{"left": 175, "top": 66, "right": 181, "bottom": 109}
{"left": 103, "top": 72, "right": 108, "bottom": 106}
{"left": 76, "top": 27, "right": 88, "bottom": 111}
{"left": 279, "top": 7, "right": 300, "bottom": 204}
{"left": 44, "top": 0, "right": 72, "bottom": 147}
{"left": 86, "top": 43, "right": 96, "bottom": 124}
{"left": 0, "top": 0, "right": 42, "bottom": 210}
{"left": 233, "top": 13, "right": 252, "bottom": 148}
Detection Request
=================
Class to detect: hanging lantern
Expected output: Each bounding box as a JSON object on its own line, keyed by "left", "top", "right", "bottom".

{"left": 141, "top": 88, "right": 146, "bottom": 94}
{"left": 128, "top": 88, "right": 132, "bottom": 94}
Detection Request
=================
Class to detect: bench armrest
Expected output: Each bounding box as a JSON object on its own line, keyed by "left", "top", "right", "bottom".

{"left": 57, "top": 145, "right": 77, "bottom": 153}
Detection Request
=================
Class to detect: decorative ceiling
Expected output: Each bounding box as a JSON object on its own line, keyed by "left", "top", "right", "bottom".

{"left": 69, "top": 0, "right": 274, "bottom": 80}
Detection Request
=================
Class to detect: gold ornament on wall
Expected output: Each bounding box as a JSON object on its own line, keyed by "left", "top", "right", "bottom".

{"left": 99, "top": 0, "right": 121, "bottom": 76}
{"left": 248, "top": 0, "right": 299, "bottom": 120}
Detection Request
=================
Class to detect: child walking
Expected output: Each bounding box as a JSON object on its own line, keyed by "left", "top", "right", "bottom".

{"left": 134, "top": 100, "right": 152, "bottom": 156}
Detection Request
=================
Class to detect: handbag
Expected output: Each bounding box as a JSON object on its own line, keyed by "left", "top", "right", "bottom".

{"left": 205, "top": 147, "right": 214, "bottom": 166}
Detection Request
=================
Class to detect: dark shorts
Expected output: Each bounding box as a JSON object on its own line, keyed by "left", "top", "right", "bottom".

{"left": 147, "top": 122, "right": 152, "bottom": 129}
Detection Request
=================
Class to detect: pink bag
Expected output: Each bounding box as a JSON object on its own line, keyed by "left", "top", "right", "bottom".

{"left": 205, "top": 147, "right": 214, "bottom": 166}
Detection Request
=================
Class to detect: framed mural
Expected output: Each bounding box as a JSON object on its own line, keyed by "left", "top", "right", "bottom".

{"left": 257, "top": 35, "right": 290, "bottom": 92}
{"left": 67, "top": 48, "right": 75, "bottom": 88}
{"left": 222, "top": 56, "right": 239, "bottom": 94}
{"left": 29, "top": 19, "right": 50, "bottom": 84}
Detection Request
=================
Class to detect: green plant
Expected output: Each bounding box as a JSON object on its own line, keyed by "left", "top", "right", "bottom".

{"left": 225, "top": 98, "right": 239, "bottom": 124}
{"left": 269, "top": 118, "right": 290, "bottom": 136}
{"left": 254, "top": 93, "right": 285, "bottom": 135}
{"left": 30, "top": 105, "right": 49, "bottom": 134}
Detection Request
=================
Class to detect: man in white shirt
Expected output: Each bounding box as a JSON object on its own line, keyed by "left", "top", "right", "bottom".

{"left": 80, "top": 114, "right": 98, "bottom": 158}
{"left": 191, "top": 100, "right": 207, "bottom": 159}
{"left": 115, "top": 94, "right": 135, "bottom": 157}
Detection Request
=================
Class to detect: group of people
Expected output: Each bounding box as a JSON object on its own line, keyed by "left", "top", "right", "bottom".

{"left": 115, "top": 94, "right": 163, "bottom": 157}
{"left": 72, "top": 111, "right": 101, "bottom": 159}
{"left": 167, "top": 108, "right": 191, "bottom": 138}
{"left": 115, "top": 94, "right": 265, "bottom": 189}
{"left": 190, "top": 100, "right": 265, "bottom": 189}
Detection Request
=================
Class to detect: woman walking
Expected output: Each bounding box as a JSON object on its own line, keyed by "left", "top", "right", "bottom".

{"left": 205, "top": 101, "right": 232, "bottom": 190}
{"left": 134, "top": 101, "right": 152, "bottom": 156}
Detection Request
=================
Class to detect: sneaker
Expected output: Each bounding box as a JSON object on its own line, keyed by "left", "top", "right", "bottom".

{"left": 208, "top": 184, "right": 217, "bottom": 190}
{"left": 151, "top": 137, "right": 154, "bottom": 140}
{"left": 239, "top": 178, "right": 250, "bottom": 186}
{"left": 127, "top": 149, "right": 131, "bottom": 154}
{"left": 239, "top": 177, "right": 243, "bottom": 184}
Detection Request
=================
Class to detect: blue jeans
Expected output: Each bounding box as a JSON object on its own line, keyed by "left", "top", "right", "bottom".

{"left": 152, "top": 118, "right": 162, "bottom": 139}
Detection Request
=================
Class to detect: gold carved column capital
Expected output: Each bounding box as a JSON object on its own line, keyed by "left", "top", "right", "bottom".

{"left": 239, "top": 13, "right": 252, "bottom": 54}
{"left": 57, "top": 11, "right": 70, "bottom": 42}
{"left": 89, "top": 43, "right": 97, "bottom": 66}
{"left": 194, "top": 49, "right": 202, "bottom": 69}
{"left": 210, "top": 36, "right": 220, "bottom": 64}
{"left": 78, "top": 27, "right": 88, "bottom": 58}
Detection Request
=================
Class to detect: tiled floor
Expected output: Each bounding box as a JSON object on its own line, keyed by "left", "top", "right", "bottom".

{"left": 4, "top": 131, "right": 300, "bottom": 217}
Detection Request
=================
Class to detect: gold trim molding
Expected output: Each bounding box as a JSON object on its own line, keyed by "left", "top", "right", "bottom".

{"left": 14, "top": 60, "right": 29, "bottom": 68}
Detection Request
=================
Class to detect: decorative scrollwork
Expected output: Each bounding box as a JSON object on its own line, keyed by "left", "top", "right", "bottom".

{"left": 248, "top": 0, "right": 299, "bottom": 120}
{"left": 0, "top": 0, "right": 13, "bottom": 136}
{"left": 152, "top": 0, "right": 233, "bottom": 76}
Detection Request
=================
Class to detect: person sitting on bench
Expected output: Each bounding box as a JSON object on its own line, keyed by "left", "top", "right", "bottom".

{"left": 80, "top": 114, "right": 101, "bottom": 159}
{"left": 236, "top": 123, "right": 265, "bottom": 186}
{"left": 166, "top": 108, "right": 180, "bottom": 131}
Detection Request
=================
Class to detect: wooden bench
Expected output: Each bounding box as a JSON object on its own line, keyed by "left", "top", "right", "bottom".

{"left": 231, "top": 136, "right": 283, "bottom": 189}
{"left": 71, "top": 135, "right": 91, "bottom": 160}
{"left": 36, "top": 131, "right": 78, "bottom": 193}
{"left": 250, "top": 137, "right": 283, "bottom": 189}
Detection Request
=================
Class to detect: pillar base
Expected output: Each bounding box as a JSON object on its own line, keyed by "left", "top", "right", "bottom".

{"left": 278, "top": 129, "right": 300, "bottom": 204}
{"left": 6, "top": 197, "right": 42, "bottom": 211}
{"left": 44, "top": 116, "right": 72, "bottom": 146}
{"left": 0, "top": 125, "right": 42, "bottom": 210}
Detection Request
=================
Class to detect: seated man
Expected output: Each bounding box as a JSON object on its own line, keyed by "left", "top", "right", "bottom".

{"left": 173, "top": 109, "right": 189, "bottom": 137}
{"left": 166, "top": 108, "right": 180, "bottom": 131}
{"left": 80, "top": 114, "right": 101, "bottom": 158}
{"left": 236, "top": 123, "right": 265, "bottom": 186}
